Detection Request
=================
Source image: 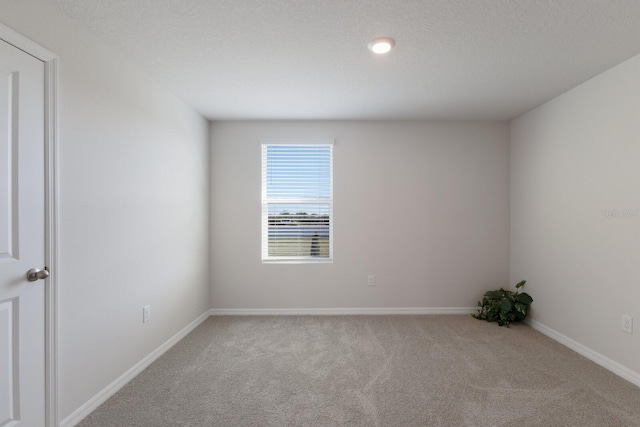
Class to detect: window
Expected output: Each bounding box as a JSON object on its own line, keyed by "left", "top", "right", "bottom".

{"left": 261, "top": 142, "right": 333, "bottom": 263}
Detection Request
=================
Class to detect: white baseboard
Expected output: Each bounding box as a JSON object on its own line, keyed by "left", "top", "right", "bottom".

{"left": 60, "top": 309, "right": 213, "bottom": 427}
{"left": 528, "top": 318, "right": 640, "bottom": 388}
{"left": 209, "top": 307, "right": 477, "bottom": 316}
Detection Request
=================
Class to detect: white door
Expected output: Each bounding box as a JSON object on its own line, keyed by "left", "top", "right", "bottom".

{"left": 0, "top": 39, "right": 46, "bottom": 427}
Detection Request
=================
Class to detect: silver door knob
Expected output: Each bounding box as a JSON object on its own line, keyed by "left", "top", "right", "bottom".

{"left": 26, "top": 267, "right": 49, "bottom": 282}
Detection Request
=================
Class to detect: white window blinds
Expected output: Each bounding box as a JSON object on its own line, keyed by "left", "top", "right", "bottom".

{"left": 261, "top": 142, "right": 333, "bottom": 262}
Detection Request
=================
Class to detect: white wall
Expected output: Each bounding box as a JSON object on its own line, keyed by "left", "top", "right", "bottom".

{"left": 511, "top": 53, "right": 640, "bottom": 378}
{"left": 210, "top": 121, "right": 509, "bottom": 310}
{"left": 0, "top": 0, "right": 211, "bottom": 421}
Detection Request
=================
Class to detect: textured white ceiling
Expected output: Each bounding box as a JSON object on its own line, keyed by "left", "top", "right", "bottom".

{"left": 50, "top": 0, "right": 640, "bottom": 120}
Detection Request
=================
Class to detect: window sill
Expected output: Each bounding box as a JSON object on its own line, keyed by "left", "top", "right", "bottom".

{"left": 262, "top": 258, "right": 333, "bottom": 264}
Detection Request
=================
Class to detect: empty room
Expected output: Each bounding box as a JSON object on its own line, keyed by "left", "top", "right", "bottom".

{"left": 1, "top": 0, "right": 640, "bottom": 426}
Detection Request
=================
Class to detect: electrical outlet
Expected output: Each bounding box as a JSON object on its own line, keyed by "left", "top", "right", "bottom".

{"left": 368, "top": 275, "right": 375, "bottom": 287}
{"left": 622, "top": 314, "right": 633, "bottom": 334}
{"left": 143, "top": 305, "right": 151, "bottom": 323}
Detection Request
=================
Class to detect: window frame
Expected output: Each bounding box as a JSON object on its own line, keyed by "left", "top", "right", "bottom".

{"left": 261, "top": 140, "right": 334, "bottom": 264}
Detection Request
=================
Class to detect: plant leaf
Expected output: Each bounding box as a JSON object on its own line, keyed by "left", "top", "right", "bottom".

{"left": 517, "top": 293, "right": 533, "bottom": 305}
{"left": 500, "top": 298, "right": 513, "bottom": 314}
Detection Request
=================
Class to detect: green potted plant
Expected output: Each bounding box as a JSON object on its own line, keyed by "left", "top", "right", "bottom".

{"left": 473, "top": 280, "right": 533, "bottom": 326}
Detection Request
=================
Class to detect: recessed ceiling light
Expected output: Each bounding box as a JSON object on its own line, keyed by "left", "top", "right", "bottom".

{"left": 368, "top": 37, "right": 395, "bottom": 55}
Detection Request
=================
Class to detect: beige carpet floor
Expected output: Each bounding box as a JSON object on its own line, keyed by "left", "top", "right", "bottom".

{"left": 78, "top": 315, "right": 640, "bottom": 426}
